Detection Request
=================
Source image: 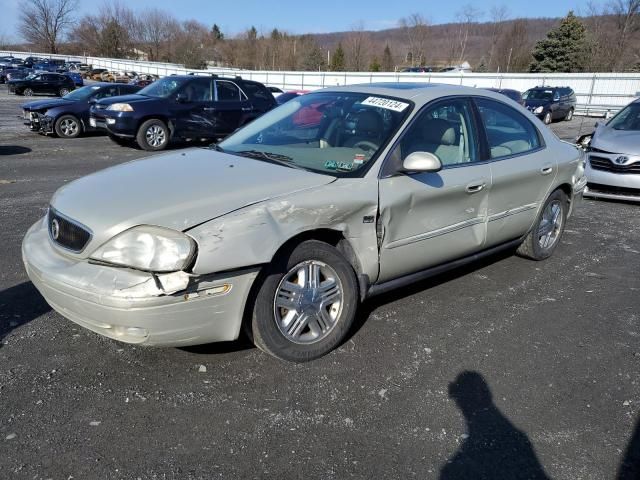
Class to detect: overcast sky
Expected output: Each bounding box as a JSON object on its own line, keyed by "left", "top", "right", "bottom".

{"left": 1, "top": 0, "right": 588, "bottom": 40}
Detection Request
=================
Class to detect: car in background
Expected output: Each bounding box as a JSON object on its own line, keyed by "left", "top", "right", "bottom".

{"left": 523, "top": 86, "right": 576, "bottom": 124}
{"left": 22, "top": 83, "right": 142, "bottom": 138}
{"left": 23, "top": 84, "right": 586, "bottom": 362}
{"left": 578, "top": 99, "right": 640, "bottom": 202}
{"left": 33, "top": 59, "right": 66, "bottom": 73}
{"left": 129, "top": 74, "right": 157, "bottom": 87}
{"left": 8, "top": 72, "right": 76, "bottom": 97}
{"left": 100, "top": 70, "right": 130, "bottom": 83}
{"left": 400, "top": 66, "right": 434, "bottom": 73}
{"left": 484, "top": 88, "right": 524, "bottom": 106}
{"left": 86, "top": 68, "right": 108, "bottom": 80}
{"left": 63, "top": 71, "right": 84, "bottom": 87}
{"left": 22, "top": 56, "right": 44, "bottom": 68}
{"left": 0, "top": 67, "right": 26, "bottom": 83}
{"left": 90, "top": 75, "right": 277, "bottom": 150}
{"left": 5, "top": 69, "right": 33, "bottom": 82}
{"left": 267, "top": 86, "right": 284, "bottom": 98}
{"left": 275, "top": 90, "right": 309, "bottom": 105}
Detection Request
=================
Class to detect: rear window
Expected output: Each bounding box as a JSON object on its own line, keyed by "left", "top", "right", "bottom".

{"left": 242, "top": 82, "right": 274, "bottom": 103}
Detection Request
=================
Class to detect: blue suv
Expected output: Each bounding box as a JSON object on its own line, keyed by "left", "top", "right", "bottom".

{"left": 90, "top": 75, "right": 276, "bottom": 150}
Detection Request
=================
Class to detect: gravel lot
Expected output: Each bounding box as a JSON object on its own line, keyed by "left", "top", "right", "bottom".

{"left": 1, "top": 87, "right": 639, "bottom": 480}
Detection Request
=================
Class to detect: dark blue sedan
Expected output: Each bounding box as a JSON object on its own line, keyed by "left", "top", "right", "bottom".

{"left": 22, "top": 83, "right": 141, "bottom": 138}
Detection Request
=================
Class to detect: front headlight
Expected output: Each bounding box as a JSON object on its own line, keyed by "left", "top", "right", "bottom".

{"left": 107, "top": 103, "right": 134, "bottom": 112}
{"left": 534, "top": 106, "right": 544, "bottom": 114}
{"left": 90, "top": 226, "right": 196, "bottom": 272}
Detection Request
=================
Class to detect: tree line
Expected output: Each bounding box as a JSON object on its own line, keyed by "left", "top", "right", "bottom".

{"left": 10, "top": 0, "right": 640, "bottom": 73}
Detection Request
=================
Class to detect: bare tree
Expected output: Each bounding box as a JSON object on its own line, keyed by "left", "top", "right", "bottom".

{"left": 18, "top": 0, "right": 78, "bottom": 53}
{"left": 455, "top": 4, "right": 483, "bottom": 64}
{"left": 345, "top": 21, "right": 370, "bottom": 71}
{"left": 487, "top": 5, "right": 509, "bottom": 70}
{"left": 399, "top": 13, "right": 430, "bottom": 66}
{"left": 607, "top": 0, "right": 640, "bottom": 70}
{"left": 139, "top": 8, "right": 174, "bottom": 61}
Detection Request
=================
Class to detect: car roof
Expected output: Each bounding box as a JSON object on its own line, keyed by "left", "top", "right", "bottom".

{"left": 319, "top": 82, "right": 512, "bottom": 105}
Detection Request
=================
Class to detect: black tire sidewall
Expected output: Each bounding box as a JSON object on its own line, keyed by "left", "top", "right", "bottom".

{"left": 55, "top": 115, "right": 81, "bottom": 138}
{"left": 529, "top": 190, "right": 568, "bottom": 259}
{"left": 251, "top": 240, "right": 359, "bottom": 362}
{"left": 136, "top": 119, "right": 168, "bottom": 151}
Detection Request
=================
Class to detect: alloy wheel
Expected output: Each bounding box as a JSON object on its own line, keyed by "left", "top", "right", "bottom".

{"left": 145, "top": 125, "right": 166, "bottom": 148}
{"left": 537, "top": 200, "right": 563, "bottom": 249}
{"left": 59, "top": 118, "right": 78, "bottom": 137}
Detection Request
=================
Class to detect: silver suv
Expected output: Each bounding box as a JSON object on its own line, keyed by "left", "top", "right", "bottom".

{"left": 22, "top": 84, "right": 587, "bottom": 362}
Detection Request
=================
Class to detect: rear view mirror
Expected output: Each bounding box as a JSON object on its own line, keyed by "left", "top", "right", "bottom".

{"left": 402, "top": 151, "right": 442, "bottom": 173}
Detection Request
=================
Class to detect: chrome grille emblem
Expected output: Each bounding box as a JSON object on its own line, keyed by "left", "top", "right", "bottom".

{"left": 51, "top": 218, "right": 60, "bottom": 240}
{"left": 615, "top": 156, "right": 628, "bottom": 165}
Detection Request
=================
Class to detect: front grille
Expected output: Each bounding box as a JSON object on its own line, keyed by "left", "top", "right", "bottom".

{"left": 589, "top": 155, "right": 640, "bottom": 174}
{"left": 48, "top": 208, "right": 92, "bottom": 252}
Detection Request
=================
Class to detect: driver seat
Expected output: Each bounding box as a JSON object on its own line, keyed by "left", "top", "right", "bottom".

{"left": 341, "top": 110, "right": 383, "bottom": 148}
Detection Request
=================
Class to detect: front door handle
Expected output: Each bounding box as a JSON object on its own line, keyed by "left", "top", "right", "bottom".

{"left": 540, "top": 165, "right": 553, "bottom": 175}
{"left": 465, "top": 181, "right": 486, "bottom": 193}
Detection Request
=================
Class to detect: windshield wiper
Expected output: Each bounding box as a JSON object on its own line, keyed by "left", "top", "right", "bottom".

{"left": 234, "top": 150, "right": 303, "bottom": 170}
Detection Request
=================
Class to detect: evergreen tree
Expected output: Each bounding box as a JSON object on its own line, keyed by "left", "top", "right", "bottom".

{"left": 211, "top": 24, "right": 224, "bottom": 41}
{"left": 331, "top": 42, "right": 346, "bottom": 71}
{"left": 302, "top": 44, "right": 326, "bottom": 71}
{"left": 382, "top": 44, "right": 393, "bottom": 71}
{"left": 529, "top": 11, "right": 589, "bottom": 73}
{"left": 369, "top": 56, "right": 381, "bottom": 72}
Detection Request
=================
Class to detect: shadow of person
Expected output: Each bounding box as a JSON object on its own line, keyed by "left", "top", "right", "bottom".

{"left": 617, "top": 415, "right": 640, "bottom": 480}
{"left": 0, "top": 282, "right": 50, "bottom": 348}
{"left": 440, "top": 371, "right": 551, "bottom": 480}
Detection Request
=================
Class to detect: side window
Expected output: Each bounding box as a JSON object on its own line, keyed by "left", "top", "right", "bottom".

{"left": 216, "top": 81, "right": 241, "bottom": 102}
{"left": 397, "top": 98, "right": 478, "bottom": 166}
{"left": 242, "top": 82, "right": 273, "bottom": 103}
{"left": 476, "top": 98, "right": 541, "bottom": 159}
{"left": 94, "top": 87, "right": 119, "bottom": 99}
{"left": 182, "top": 78, "right": 213, "bottom": 102}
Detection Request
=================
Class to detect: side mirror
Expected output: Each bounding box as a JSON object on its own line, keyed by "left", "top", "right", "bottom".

{"left": 88, "top": 97, "right": 97, "bottom": 105}
{"left": 402, "top": 151, "right": 442, "bottom": 173}
{"left": 594, "top": 121, "right": 601, "bottom": 128}
{"left": 176, "top": 93, "right": 189, "bottom": 103}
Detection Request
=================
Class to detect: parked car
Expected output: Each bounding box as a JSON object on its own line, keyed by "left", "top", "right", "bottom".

{"left": 101, "top": 71, "right": 130, "bottom": 83}
{"left": 523, "top": 86, "right": 576, "bottom": 124}
{"left": 8, "top": 72, "right": 76, "bottom": 97}
{"left": 23, "top": 84, "right": 586, "bottom": 362}
{"left": 484, "top": 88, "right": 524, "bottom": 106}
{"left": 63, "top": 71, "right": 84, "bottom": 87}
{"left": 22, "top": 56, "right": 44, "bottom": 68}
{"left": 86, "top": 68, "right": 108, "bottom": 80}
{"left": 267, "top": 86, "right": 284, "bottom": 98}
{"left": 576, "top": 99, "right": 640, "bottom": 202}
{"left": 22, "top": 83, "right": 141, "bottom": 138}
{"left": 6, "top": 69, "right": 33, "bottom": 82}
{"left": 0, "top": 67, "right": 26, "bottom": 83}
{"left": 90, "top": 75, "right": 277, "bottom": 150}
{"left": 275, "top": 90, "right": 309, "bottom": 105}
{"left": 400, "top": 66, "right": 434, "bottom": 73}
{"left": 33, "top": 59, "right": 66, "bottom": 73}
{"left": 129, "top": 74, "right": 157, "bottom": 87}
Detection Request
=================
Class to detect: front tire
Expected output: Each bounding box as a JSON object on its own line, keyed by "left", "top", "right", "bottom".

{"left": 517, "top": 189, "right": 568, "bottom": 261}
{"left": 136, "top": 119, "right": 169, "bottom": 151}
{"left": 543, "top": 111, "right": 552, "bottom": 125}
{"left": 54, "top": 115, "right": 81, "bottom": 138}
{"left": 58, "top": 88, "right": 70, "bottom": 97}
{"left": 23, "top": 88, "right": 34, "bottom": 97}
{"left": 250, "top": 240, "right": 359, "bottom": 362}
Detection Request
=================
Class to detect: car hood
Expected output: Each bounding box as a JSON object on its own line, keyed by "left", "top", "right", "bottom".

{"left": 50, "top": 148, "right": 336, "bottom": 255}
{"left": 96, "top": 94, "right": 154, "bottom": 107}
{"left": 23, "top": 98, "right": 75, "bottom": 111}
{"left": 592, "top": 125, "right": 640, "bottom": 156}
{"left": 524, "top": 99, "right": 550, "bottom": 108}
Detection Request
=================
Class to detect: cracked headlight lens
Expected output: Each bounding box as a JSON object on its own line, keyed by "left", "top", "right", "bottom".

{"left": 107, "top": 103, "right": 133, "bottom": 112}
{"left": 90, "top": 226, "right": 195, "bottom": 272}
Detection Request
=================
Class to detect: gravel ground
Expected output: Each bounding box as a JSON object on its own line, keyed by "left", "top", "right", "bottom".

{"left": 1, "top": 86, "right": 639, "bottom": 480}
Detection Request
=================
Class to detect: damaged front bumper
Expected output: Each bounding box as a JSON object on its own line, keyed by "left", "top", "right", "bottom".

{"left": 23, "top": 111, "right": 54, "bottom": 134}
{"left": 22, "top": 218, "right": 259, "bottom": 346}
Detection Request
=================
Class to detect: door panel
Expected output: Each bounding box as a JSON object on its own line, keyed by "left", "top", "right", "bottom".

{"left": 377, "top": 97, "right": 489, "bottom": 283}
{"left": 173, "top": 78, "right": 215, "bottom": 138}
{"left": 475, "top": 97, "right": 558, "bottom": 246}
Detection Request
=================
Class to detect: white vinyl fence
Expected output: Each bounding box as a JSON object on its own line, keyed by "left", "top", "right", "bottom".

{"left": 3, "top": 50, "right": 639, "bottom": 116}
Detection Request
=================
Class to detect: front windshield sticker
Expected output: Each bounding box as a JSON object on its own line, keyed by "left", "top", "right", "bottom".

{"left": 337, "top": 162, "right": 353, "bottom": 171}
{"left": 353, "top": 153, "right": 366, "bottom": 165}
{"left": 361, "top": 96, "right": 409, "bottom": 112}
{"left": 324, "top": 160, "right": 338, "bottom": 170}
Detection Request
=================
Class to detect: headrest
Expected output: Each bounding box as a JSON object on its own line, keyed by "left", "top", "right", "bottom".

{"left": 422, "top": 118, "right": 457, "bottom": 146}
{"left": 353, "top": 109, "right": 383, "bottom": 134}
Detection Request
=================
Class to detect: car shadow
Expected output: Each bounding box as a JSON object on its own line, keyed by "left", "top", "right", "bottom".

{"left": 617, "top": 415, "right": 640, "bottom": 479}
{"left": 178, "top": 335, "right": 255, "bottom": 355}
{"left": 0, "top": 281, "right": 50, "bottom": 348}
{"left": 348, "top": 247, "right": 516, "bottom": 341}
{"left": 0, "top": 145, "right": 31, "bottom": 155}
{"left": 439, "top": 371, "right": 552, "bottom": 479}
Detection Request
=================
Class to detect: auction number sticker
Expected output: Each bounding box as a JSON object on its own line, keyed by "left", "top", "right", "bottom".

{"left": 361, "top": 96, "right": 409, "bottom": 112}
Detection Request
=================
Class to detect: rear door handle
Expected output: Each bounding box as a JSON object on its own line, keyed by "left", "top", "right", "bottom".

{"left": 465, "top": 181, "right": 486, "bottom": 194}
{"left": 540, "top": 165, "right": 553, "bottom": 175}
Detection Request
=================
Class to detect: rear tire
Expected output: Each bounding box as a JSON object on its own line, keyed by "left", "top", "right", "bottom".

{"left": 54, "top": 115, "right": 81, "bottom": 138}
{"left": 250, "top": 240, "right": 359, "bottom": 362}
{"left": 136, "top": 119, "right": 169, "bottom": 151}
{"left": 23, "top": 88, "right": 34, "bottom": 97}
{"left": 517, "top": 189, "right": 568, "bottom": 261}
{"left": 58, "top": 88, "right": 70, "bottom": 97}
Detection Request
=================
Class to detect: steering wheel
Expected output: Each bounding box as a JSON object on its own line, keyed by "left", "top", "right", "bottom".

{"left": 353, "top": 140, "right": 379, "bottom": 152}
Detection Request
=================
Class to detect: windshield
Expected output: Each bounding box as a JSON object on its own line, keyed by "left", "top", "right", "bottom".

{"left": 63, "top": 85, "right": 101, "bottom": 101}
{"left": 607, "top": 103, "right": 640, "bottom": 131}
{"left": 138, "top": 77, "right": 189, "bottom": 98}
{"left": 218, "top": 91, "right": 412, "bottom": 176}
{"left": 523, "top": 89, "right": 554, "bottom": 101}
